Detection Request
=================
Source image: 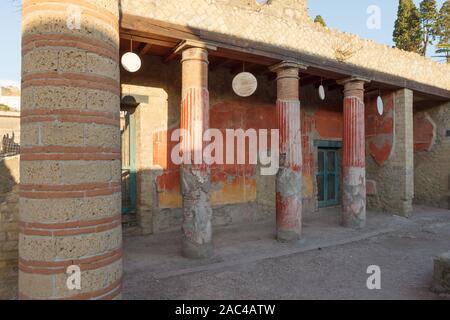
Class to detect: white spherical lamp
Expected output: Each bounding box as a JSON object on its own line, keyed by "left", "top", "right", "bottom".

{"left": 121, "top": 52, "right": 141, "bottom": 73}
{"left": 377, "top": 95, "right": 384, "bottom": 116}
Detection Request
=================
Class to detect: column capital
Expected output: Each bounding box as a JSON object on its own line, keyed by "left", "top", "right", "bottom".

{"left": 336, "top": 76, "right": 371, "bottom": 86}
{"left": 269, "top": 60, "right": 308, "bottom": 73}
{"left": 338, "top": 76, "right": 370, "bottom": 100}
{"left": 174, "top": 39, "right": 217, "bottom": 54}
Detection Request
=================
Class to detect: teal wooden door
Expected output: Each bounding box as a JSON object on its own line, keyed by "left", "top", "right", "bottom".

{"left": 317, "top": 148, "right": 339, "bottom": 207}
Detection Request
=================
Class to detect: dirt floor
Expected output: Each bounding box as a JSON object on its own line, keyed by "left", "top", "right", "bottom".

{"left": 122, "top": 206, "right": 450, "bottom": 300}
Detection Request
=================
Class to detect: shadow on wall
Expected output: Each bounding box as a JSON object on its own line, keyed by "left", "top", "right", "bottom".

{"left": 0, "top": 155, "right": 20, "bottom": 300}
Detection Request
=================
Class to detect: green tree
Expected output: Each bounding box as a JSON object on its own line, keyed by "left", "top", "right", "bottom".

{"left": 435, "top": 0, "right": 450, "bottom": 62}
{"left": 0, "top": 104, "right": 14, "bottom": 112}
{"left": 419, "top": 0, "right": 439, "bottom": 55}
{"left": 393, "top": 0, "right": 423, "bottom": 53}
{"left": 314, "top": 15, "right": 327, "bottom": 27}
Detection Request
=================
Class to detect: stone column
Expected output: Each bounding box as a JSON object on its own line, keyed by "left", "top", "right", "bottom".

{"left": 338, "top": 77, "right": 369, "bottom": 228}
{"left": 270, "top": 61, "right": 306, "bottom": 242}
{"left": 391, "top": 89, "right": 414, "bottom": 216}
{"left": 20, "top": 0, "right": 122, "bottom": 299}
{"left": 178, "top": 41, "right": 216, "bottom": 258}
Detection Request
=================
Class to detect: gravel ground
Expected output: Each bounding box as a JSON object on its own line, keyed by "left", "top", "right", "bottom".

{"left": 123, "top": 207, "right": 450, "bottom": 300}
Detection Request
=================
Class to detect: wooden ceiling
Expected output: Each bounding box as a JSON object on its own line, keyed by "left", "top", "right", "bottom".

{"left": 119, "top": 32, "right": 348, "bottom": 92}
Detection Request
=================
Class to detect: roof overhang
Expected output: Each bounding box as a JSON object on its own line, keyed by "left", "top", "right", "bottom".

{"left": 120, "top": 14, "right": 450, "bottom": 101}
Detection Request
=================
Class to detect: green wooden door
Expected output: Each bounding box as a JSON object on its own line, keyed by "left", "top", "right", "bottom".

{"left": 121, "top": 110, "right": 137, "bottom": 215}
{"left": 317, "top": 148, "right": 340, "bottom": 207}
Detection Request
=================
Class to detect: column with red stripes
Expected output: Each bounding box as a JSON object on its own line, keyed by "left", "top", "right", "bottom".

{"left": 19, "top": 0, "right": 122, "bottom": 299}
{"left": 338, "top": 77, "right": 370, "bottom": 228}
{"left": 178, "top": 41, "right": 216, "bottom": 258}
{"left": 270, "top": 61, "right": 307, "bottom": 242}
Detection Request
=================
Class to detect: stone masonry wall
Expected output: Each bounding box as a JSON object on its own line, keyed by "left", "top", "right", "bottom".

{"left": 121, "top": 0, "right": 450, "bottom": 92}
{"left": 414, "top": 102, "right": 450, "bottom": 209}
{"left": 0, "top": 155, "right": 19, "bottom": 300}
{"left": 366, "top": 89, "right": 414, "bottom": 216}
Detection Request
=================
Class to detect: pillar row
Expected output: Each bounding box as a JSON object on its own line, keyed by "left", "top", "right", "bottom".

{"left": 178, "top": 41, "right": 216, "bottom": 258}
{"left": 20, "top": 0, "right": 122, "bottom": 299}
{"left": 270, "top": 61, "right": 307, "bottom": 242}
{"left": 338, "top": 77, "right": 370, "bottom": 228}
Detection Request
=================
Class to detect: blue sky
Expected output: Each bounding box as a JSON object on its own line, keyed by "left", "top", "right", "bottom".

{"left": 0, "top": 0, "right": 445, "bottom": 85}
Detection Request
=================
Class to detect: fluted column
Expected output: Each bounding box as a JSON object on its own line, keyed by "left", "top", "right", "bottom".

{"left": 20, "top": 0, "right": 122, "bottom": 299}
{"left": 270, "top": 61, "right": 307, "bottom": 242}
{"left": 178, "top": 41, "right": 216, "bottom": 258}
{"left": 338, "top": 77, "right": 370, "bottom": 228}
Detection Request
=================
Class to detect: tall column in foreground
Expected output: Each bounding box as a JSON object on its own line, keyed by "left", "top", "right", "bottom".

{"left": 270, "top": 61, "right": 306, "bottom": 242}
{"left": 178, "top": 41, "right": 216, "bottom": 258}
{"left": 20, "top": 0, "right": 122, "bottom": 299}
{"left": 338, "top": 77, "right": 369, "bottom": 228}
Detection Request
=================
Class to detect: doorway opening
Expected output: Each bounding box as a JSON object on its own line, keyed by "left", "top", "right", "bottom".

{"left": 315, "top": 140, "right": 342, "bottom": 208}
{"left": 120, "top": 109, "right": 137, "bottom": 215}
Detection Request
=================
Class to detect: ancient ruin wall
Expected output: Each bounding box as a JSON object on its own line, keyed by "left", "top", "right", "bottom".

{"left": 121, "top": 55, "right": 278, "bottom": 233}
{"left": 121, "top": 0, "right": 450, "bottom": 92}
{"left": 121, "top": 54, "right": 354, "bottom": 233}
{"left": 0, "top": 111, "right": 20, "bottom": 149}
{"left": 0, "top": 155, "right": 19, "bottom": 300}
{"left": 414, "top": 102, "right": 450, "bottom": 209}
{"left": 365, "top": 90, "right": 414, "bottom": 215}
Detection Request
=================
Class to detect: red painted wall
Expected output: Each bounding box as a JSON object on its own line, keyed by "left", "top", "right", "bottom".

{"left": 365, "top": 93, "right": 394, "bottom": 166}
{"left": 152, "top": 100, "right": 344, "bottom": 209}
{"left": 153, "top": 101, "right": 276, "bottom": 208}
{"left": 302, "top": 103, "right": 343, "bottom": 201}
{"left": 413, "top": 112, "right": 435, "bottom": 152}
{"left": 152, "top": 92, "right": 410, "bottom": 210}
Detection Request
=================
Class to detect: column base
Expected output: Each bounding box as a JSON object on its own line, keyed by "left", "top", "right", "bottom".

{"left": 394, "top": 201, "right": 413, "bottom": 218}
{"left": 340, "top": 216, "right": 366, "bottom": 229}
{"left": 342, "top": 166, "right": 366, "bottom": 229}
{"left": 182, "top": 240, "right": 213, "bottom": 259}
{"left": 277, "top": 229, "right": 301, "bottom": 243}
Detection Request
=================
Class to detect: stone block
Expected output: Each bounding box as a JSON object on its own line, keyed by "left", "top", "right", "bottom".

{"left": 20, "top": 194, "right": 121, "bottom": 224}
{"left": 41, "top": 122, "right": 85, "bottom": 147}
{"left": 86, "top": 53, "right": 119, "bottom": 80}
{"left": 21, "top": 160, "right": 62, "bottom": 185}
{"left": 33, "top": 85, "right": 87, "bottom": 110}
{"left": 22, "top": 49, "right": 59, "bottom": 73}
{"left": 61, "top": 160, "right": 113, "bottom": 184}
{"left": 433, "top": 251, "right": 450, "bottom": 294}
{"left": 58, "top": 49, "right": 87, "bottom": 73}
